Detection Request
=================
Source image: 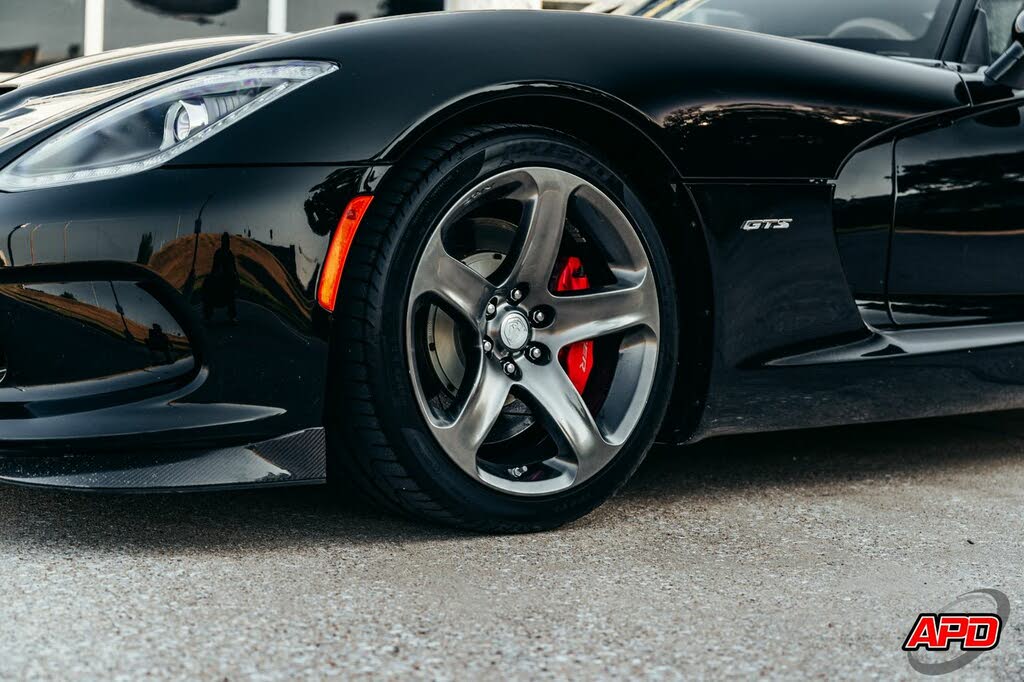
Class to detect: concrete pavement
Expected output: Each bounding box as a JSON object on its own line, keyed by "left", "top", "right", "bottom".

{"left": 1, "top": 411, "right": 1024, "bottom": 679}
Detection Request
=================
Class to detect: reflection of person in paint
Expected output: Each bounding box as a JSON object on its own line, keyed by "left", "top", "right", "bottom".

{"left": 203, "top": 233, "right": 239, "bottom": 323}
{"left": 145, "top": 323, "right": 172, "bottom": 365}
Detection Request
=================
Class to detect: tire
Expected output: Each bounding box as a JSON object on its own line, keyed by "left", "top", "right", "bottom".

{"left": 330, "top": 124, "right": 679, "bottom": 532}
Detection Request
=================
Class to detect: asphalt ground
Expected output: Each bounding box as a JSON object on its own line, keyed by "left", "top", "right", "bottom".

{"left": 2, "top": 410, "right": 1024, "bottom": 679}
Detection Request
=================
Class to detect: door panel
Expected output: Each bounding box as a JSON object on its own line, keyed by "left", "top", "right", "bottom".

{"left": 889, "top": 102, "right": 1024, "bottom": 325}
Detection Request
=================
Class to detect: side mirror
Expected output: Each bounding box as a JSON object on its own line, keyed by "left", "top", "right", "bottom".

{"left": 986, "top": 9, "right": 1024, "bottom": 86}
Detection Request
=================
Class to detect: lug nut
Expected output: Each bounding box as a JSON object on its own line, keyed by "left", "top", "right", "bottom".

{"left": 485, "top": 302, "right": 497, "bottom": 318}
{"left": 527, "top": 345, "right": 544, "bottom": 362}
{"left": 482, "top": 339, "right": 493, "bottom": 354}
{"left": 503, "top": 360, "right": 519, "bottom": 378}
{"left": 531, "top": 309, "right": 547, "bottom": 326}
{"left": 510, "top": 286, "right": 526, "bottom": 303}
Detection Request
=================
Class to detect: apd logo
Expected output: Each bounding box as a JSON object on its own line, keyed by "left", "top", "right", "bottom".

{"left": 902, "top": 589, "right": 1010, "bottom": 675}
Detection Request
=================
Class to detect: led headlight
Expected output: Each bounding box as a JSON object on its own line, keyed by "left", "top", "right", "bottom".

{"left": 166, "top": 99, "right": 211, "bottom": 145}
{"left": 0, "top": 60, "right": 336, "bottom": 191}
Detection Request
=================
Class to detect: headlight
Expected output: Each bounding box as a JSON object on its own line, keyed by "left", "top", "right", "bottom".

{"left": 0, "top": 60, "right": 336, "bottom": 191}
{"left": 0, "top": 79, "right": 143, "bottom": 144}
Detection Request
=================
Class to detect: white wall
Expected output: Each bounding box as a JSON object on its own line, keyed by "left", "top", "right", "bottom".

{"left": 445, "top": 0, "right": 542, "bottom": 10}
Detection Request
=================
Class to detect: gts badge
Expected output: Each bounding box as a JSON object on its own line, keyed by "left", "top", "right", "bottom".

{"left": 742, "top": 218, "right": 792, "bottom": 231}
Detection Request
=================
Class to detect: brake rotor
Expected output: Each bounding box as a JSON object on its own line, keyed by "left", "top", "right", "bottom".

{"left": 425, "top": 251, "right": 498, "bottom": 393}
{"left": 424, "top": 230, "right": 535, "bottom": 444}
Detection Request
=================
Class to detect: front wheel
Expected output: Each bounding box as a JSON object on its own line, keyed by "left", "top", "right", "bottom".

{"left": 331, "top": 125, "right": 678, "bottom": 532}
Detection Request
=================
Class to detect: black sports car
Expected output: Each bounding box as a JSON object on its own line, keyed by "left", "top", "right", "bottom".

{"left": 2, "top": 2, "right": 1024, "bottom": 531}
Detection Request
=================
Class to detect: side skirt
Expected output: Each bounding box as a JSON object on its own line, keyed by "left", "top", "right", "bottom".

{"left": 770, "top": 320, "right": 1024, "bottom": 366}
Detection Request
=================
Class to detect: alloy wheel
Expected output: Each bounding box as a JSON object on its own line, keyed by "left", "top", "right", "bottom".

{"left": 406, "top": 167, "right": 660, "bottom": 496}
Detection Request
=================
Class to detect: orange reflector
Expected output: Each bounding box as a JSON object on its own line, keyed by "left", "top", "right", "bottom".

{"left": 317, "top": 195, "right": 374, "bottom": 312}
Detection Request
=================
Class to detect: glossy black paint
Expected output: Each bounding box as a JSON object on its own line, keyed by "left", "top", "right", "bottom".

{"left": 0, "top": 277, "right": 195, "bottom": 389}
{"left": 0, "top": 12, "right": 968, "bottom": 179}
{"left": 0, "top": 164, "right": 380, "bottom": 453}
{"left": 689, "top": 181, "right": 876, "bottom": 435}
{"left": 184, "top": 13, "right": 970, "bottom": 178}
{"left": 3, "top": 8, "right": 1024, "bottom": 485}
{"left": 833, "top": 141, "right": 895, "bottom": 328}
{"left": 890, "top": 101, "right": 1024, "bottom": 326}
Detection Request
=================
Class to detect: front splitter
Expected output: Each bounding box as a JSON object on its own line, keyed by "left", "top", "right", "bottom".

{"left": 0, "top": 428, "right": 326, "bottom": 492}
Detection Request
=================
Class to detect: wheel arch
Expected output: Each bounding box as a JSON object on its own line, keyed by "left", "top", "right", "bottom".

{"left": 383, "top": 90, "right": 714, "bottom": 443}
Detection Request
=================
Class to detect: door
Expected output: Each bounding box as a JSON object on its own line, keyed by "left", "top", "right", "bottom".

{"left": 887, "top": 0, "right": 1024, "bottom": 325}
{"left": 889, "top": 102, "right": 1024, "bottom": 325}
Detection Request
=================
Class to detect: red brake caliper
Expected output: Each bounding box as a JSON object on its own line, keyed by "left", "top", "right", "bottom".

{"left": 554, "top": 256, "right": 594, "bottom": 395}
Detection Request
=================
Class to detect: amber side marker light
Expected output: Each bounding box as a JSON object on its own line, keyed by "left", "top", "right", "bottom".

{"left": 318, "top": 195, "right": 374, "bottom": 312}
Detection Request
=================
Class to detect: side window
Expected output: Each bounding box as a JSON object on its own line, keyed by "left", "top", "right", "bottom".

{"left": 980, "top": 0, "right": 1024, "bottom": 62}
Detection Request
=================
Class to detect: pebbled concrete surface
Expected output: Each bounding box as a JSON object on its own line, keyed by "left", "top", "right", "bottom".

{"left": 2, "top": 411, "right": 1024, "bottom": 680}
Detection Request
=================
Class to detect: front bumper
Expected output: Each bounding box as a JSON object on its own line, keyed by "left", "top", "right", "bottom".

{"left": 0, "top": 163, "right": 384, "bottom": 488}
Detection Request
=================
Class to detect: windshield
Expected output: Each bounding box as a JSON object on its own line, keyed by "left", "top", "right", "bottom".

{"left": 627, "top": 0, "right": 960, "bottom": 59}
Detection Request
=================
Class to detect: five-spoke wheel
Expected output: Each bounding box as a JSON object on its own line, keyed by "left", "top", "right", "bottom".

{"left": 407, "top": 167, "right": 661, "bottom": 495}
{"left": 331, "top": 125, "right": 678, "bottom": 531}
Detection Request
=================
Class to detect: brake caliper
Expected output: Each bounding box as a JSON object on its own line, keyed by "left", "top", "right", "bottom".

{"left": 554, "top": 256, "right": 594, "bottom": 395}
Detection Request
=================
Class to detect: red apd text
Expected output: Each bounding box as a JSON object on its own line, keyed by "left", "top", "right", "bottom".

{"left": 902, "top": 614, "right": 1003, "bottom": 652}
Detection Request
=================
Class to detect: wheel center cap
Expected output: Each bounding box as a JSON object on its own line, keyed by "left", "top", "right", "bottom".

{"left": 499, "top": 311, "right": 531, "bottom": 351}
